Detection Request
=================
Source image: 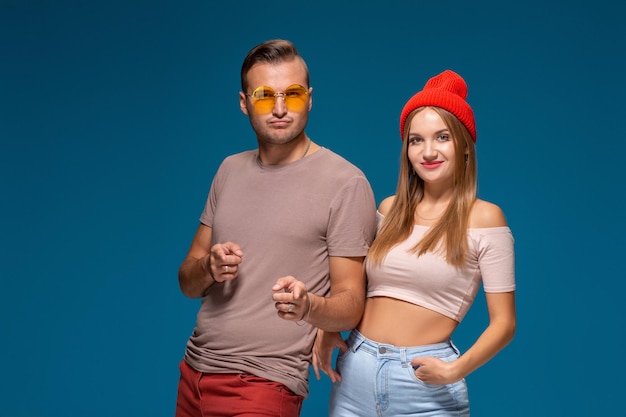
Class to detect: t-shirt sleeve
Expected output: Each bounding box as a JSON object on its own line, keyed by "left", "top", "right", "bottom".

{"left": 199, "top": 165, "right": 224, "bottom": 227}
{"left": 476, "top": 228, "right": 516, "bottom": 293}
{"left": 326, "top": 175, "right": 377, "bottom": 257}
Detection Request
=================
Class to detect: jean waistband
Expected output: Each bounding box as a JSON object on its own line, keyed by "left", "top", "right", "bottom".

{"left": 347, "top": 329, "right": 460, "bottom": 365}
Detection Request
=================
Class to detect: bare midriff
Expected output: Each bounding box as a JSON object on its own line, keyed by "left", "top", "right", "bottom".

{"left": 357, "top": 296, "right": 458, "bottom": 347}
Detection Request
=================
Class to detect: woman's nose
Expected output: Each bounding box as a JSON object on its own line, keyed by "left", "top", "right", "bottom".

{"left": 422, "top": 141, "right": 438, "bottom": 159}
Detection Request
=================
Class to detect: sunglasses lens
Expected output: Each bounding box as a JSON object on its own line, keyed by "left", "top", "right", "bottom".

{"left": 250, "top": 87, "right": 276, "bottom": 113}
{"left": 249, "top": 85, "right": 308, "bottom": 114}
{"left": 283, "top": 85, "right": 308, "bottom": 112}
{"left": 251, "top": 87, "right": 274, "bottom": 99}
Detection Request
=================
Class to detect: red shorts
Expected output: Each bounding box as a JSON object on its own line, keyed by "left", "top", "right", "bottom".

{"left": 175, "top": 359, "right": 304, "bottom": 417}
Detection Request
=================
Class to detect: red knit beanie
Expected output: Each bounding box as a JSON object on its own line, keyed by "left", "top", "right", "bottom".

{"left": 399, "top": 70, "right": 476, "bottom": 142}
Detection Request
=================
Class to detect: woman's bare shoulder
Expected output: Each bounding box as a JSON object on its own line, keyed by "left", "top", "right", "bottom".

{"left": 469, "top": 199, "right": 508, "bottom": 228}
{"left": 378, "top": 196, "right": 395, "bottom": 216}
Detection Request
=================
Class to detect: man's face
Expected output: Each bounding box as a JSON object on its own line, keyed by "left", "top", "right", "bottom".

{"left": 239, "top": 59, "right": 312, "bottom": 146}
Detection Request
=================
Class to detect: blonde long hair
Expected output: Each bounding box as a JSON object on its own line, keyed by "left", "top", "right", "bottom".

{"left": 368, "top": 106, "right": 477, "bottom": 268}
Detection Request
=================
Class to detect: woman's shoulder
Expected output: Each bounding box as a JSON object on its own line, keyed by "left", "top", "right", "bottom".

{"left": 378, "top": 196, "right": 395, "bottom": 216}
{"left": 469, "top": 199, "right": 508, "bottom": 228}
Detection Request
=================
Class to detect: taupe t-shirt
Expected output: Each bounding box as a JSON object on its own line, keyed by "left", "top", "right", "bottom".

{"left": 184, "top": 147, "right": 377, "bottom": 397}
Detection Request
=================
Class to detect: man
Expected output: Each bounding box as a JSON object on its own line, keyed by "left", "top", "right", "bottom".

{"left": 175, "top": 39, "right": 377, "bottom": 417}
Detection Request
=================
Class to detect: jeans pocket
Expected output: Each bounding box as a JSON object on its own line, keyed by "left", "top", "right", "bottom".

{"left": 335, "top": 343, "right": 352, "bottom": 370}
{"left": 336, "top": 332, "right": 365, "bottom": 370}
{"left": 406, "top": 348, "right": 460, "bottom": 385}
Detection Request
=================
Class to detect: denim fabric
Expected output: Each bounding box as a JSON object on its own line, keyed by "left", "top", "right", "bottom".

{"left": 329, "top": 330, "right": 470, "bottom": 417}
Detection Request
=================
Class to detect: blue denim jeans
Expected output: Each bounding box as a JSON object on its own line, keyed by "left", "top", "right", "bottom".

{"left": 329, "top": 330, "right": 470, "bottom": 417}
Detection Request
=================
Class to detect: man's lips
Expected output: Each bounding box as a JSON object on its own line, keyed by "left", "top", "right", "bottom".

{"left": 269, "top": 119, "right": 291, "bottom": 128}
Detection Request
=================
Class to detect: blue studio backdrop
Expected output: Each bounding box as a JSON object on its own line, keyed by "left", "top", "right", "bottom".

{"left": 1, "top": 1, "right": 625, "bottom": 416}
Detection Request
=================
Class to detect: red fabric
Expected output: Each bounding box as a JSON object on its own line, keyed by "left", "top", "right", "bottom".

{"left": 399, "top": 70, "right": 476, "bottom": 142}
{"left": 175, "top": 360, "right": 303, "bottom": 417}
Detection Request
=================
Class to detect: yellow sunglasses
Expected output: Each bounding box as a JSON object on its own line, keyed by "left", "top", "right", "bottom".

{"left": 245, "top": 84, "right": 309, "bottom": 114}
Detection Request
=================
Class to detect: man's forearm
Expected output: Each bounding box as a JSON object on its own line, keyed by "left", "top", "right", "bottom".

{"left": 306, "top": 290, "right": 364, "bottom": 332}
{"left": 178, "top": 257, "right": 214, "bottom": 299}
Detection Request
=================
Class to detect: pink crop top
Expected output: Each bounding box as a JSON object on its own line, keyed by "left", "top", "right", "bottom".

{"left": 366, "top": 212, "right": 515, "bottom": 322}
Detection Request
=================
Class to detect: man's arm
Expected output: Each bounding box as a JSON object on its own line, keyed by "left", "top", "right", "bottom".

{"left": 273, "top": 256, "right": 366, "bottom": 331}
{"left": 272, "top": 176, "right": 375, "bottom": 328}
{"left": 308, "top": 256, "right": 366, "bottom": 331}
{"left": 178, "top": 224, "right": 244, "bottom": 299}
{"left": 178, "top": 224, "right": 214, "bottom": 298}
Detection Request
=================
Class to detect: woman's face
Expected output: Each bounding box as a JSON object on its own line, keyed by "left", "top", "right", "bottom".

{"left": 407, "top": 108, "right": 457, "bottom": 187}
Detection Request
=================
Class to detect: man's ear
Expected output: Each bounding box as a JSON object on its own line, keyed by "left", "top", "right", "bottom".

{"left": 239, "top": 92, "right": 249, "bottom": 115}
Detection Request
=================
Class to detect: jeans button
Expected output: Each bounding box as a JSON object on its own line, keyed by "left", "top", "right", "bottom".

{"left": 378, "top": 347, "right": 386, "bottom": 354}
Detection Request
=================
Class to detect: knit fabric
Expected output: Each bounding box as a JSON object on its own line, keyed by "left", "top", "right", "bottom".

{"left": 399, "top": 70, "right": 476, "bottom": 142}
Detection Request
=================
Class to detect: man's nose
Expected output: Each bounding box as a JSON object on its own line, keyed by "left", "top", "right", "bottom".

{"left": 272, "top": 95, "right": 288, "bottom": 116}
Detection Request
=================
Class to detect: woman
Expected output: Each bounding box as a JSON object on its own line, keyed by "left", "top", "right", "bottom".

{"left": 313, "top": 70, "right": 516, "bottom": 416}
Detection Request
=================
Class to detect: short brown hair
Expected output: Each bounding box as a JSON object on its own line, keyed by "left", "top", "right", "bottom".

{"left": 240, "top": 39, "right": 309, "bottom": 92}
